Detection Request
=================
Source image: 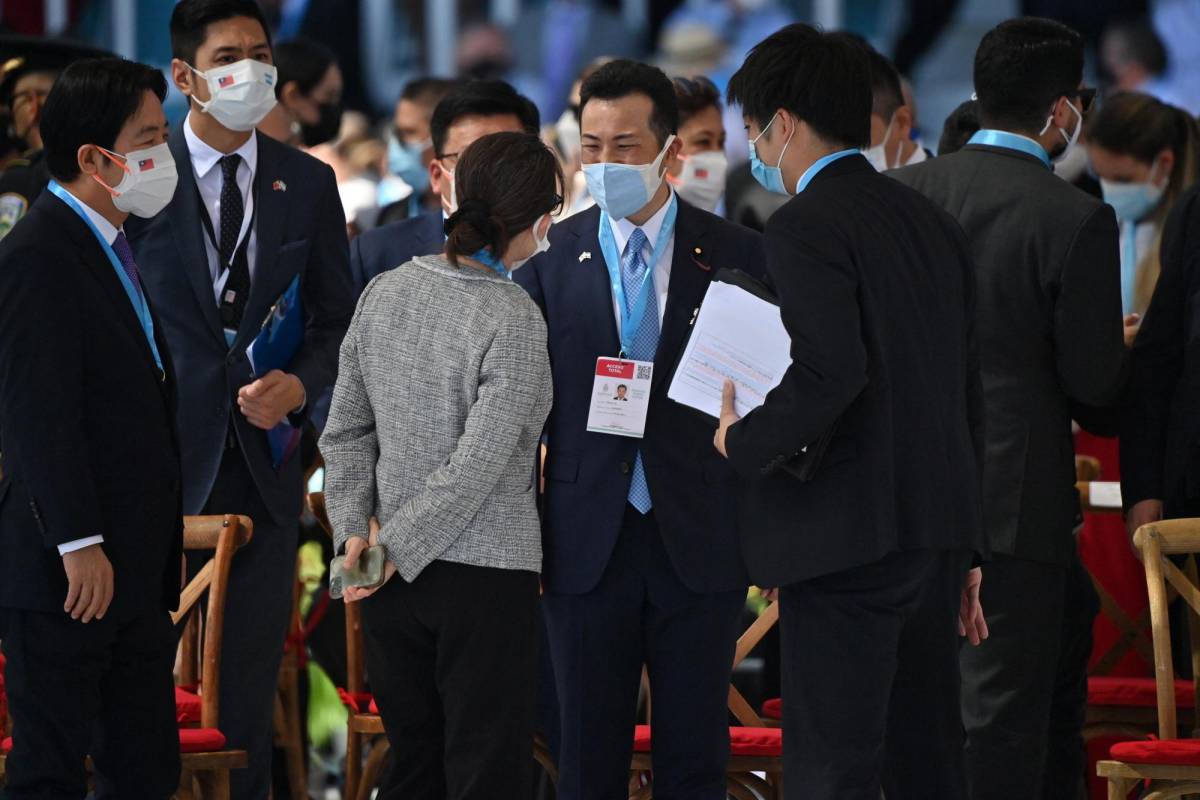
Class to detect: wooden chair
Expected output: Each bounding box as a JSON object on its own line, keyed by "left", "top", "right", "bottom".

{"left": 629, "top": 600, "right": 784, "bottom": 800}
{"left": 1098, "top": 519, "right": 1200, "bottom": 799}
{"left": 273, "top": 562, "right": 307, "bottom": 800}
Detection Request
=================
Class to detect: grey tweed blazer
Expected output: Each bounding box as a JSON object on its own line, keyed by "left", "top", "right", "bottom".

{"left": 320, "top": 254, "right": 552, "bottom": 580}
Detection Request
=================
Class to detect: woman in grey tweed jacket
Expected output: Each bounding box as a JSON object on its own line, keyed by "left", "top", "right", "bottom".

{"left": 320, "top": 132, "right": 562, "bottom": 797}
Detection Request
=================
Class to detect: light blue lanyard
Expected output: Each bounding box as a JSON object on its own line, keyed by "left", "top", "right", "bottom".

{"left": 1121, "top": 223, "right": 1139, "bottom": 315}
{"left": 968, "top": 130, "right": 1051, "bottom": 169}
{"left": 48, "top": 180, "right": 164, "bottom": 373}
{"left": 795, "top": 148, "right": 860, "bottom": 193}
{"left": 597, "top": 193, "right": 678, "bottom": 357}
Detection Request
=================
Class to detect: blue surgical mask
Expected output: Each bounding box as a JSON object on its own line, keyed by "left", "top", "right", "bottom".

{"left": 583, "top": 134, "right": 675, "bottom": 220}
{"left": 1101, "top": 162, "right": 1166, "bottom": 223}
{"left": 749, "top": 112, "right": 795, "bottom": 195}
{"left": 387, "top": 134, "right": 431, "bottom": 194}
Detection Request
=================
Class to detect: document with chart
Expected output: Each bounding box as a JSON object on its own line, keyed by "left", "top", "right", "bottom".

{"left": 667, "top": 270, "right": 792, "bottom": 421}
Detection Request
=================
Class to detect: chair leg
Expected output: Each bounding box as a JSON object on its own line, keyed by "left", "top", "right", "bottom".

{"left": 195, "top": 769, "right": 231, "bottom": 800}
{"left": 1107, "top": 776, "right": 1134, "bottom": 800}
{"left": 345, "top": 728, "right": 362, "bottom": 800}
{"left": 281, "top": 667, "right": 306, "bottom": 800}
{"left": 356, "top": 738, "right": 391, "bottom": 800}
{"left": 175, "top": 770, "right": 196, "bottom": 800}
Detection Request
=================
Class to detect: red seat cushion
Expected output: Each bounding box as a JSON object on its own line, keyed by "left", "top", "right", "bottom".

{"left": 762, "top": 697, "right": 782, "bottom": 720}
{"left": 369, "top": 697, "right": 379, "bottom": 715}
{"left": 1088, "top": 676, "right": 1195, "bottom": 708}
{"left": 175, "top": 687, "right": 202, "bottom": 725}
{"left": 337, "top": 688, "right": 377, "bottom": 715}
{"left": 178, "top": 728, "right": 226, "bottom": 754}
{"left": 1110, "top": 738, "right": 1200, "bottom": 766}
{"left": 632, "top": 725, "right": 782, "bottom": 757}
{"left": 1, "top": 736, "right": 10, "bottom": 754}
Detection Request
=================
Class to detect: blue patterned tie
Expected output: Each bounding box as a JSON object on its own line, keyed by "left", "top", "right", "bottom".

{"left": 111, "top": 232, "right": 144, "bottom": 298}
{"left": 622, "top": 228, "right": 657, "bottom": 514}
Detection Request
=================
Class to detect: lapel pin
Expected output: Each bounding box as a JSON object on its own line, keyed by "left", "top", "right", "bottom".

{"left": 579, "top": 251, "right": 592, "bottom": 262}
{"left": 691, "top": 246, "right": 712, "bottom": 272}
{"left": 272, "top": 179, "right": 287, "bottom": 192}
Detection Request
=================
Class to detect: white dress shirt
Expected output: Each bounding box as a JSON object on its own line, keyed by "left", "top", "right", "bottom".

{"left": 58, "top": 192, "right": 124, "bottom": 556}
{"left": 607, "top": 189, "right": 676, "bottom": 338}
{"left": 184, "top": 113, "right": 258, "bottom": 304}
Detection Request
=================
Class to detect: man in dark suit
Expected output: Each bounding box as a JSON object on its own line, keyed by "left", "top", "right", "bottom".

{"left": 715, "top": 26, "right": 987, "bottom": 800}
{"left": 350, "top": 80, "right": 540, "bottom": 296}
{"left": 1123, "top": 186, "right": 1200, "bottom": 533}
{"left": 892, "top": 17, "right": 1126, "bottom": 800}
{"left": 124, "top": 2, "right": 353, "bottom": 796}
{"left": 0, "top": 57, "right": 182, "bottom": 799}
{"left": 515, "top": 59, "right": 763, "bottom": 800}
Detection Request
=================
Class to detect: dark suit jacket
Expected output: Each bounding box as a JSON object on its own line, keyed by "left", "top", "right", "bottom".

{"left": 1122, "top": 185, "right": 1200, "bottom": 515}
{"left": 126, "top": 129, "right": 353, "bottom": 526}
{"left": 349, "top": 210, "right": 443, "bottom": 297}
{"left": 514, "top": 199, "right": 762, "bottom": 595}
{"left": 0, "top": 191, "right": 182, "bottom": 616}
{"left": 724, "top": 154, "right": 986, "bottom": 587}
{"left": 892, "top": 143, "right": 1126, "bottom": 565}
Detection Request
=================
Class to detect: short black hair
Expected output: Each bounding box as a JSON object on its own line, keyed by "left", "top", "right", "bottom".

{"left": 41, "top": 58, "right": 168, "bottom": 182}
{"left": 400, "top": 77, "right": 462, "bottom": 110}
{"left": 672, "top": 75, "right": 721, "bottom": 127}
{"left": 938, "top": 99, "right": 980, "bottom": 155}
{"left": 727, "top": 23, "right": 872, "bottom": 149}
{"left": 580, "top": 59, "right": 679, "bottom": 148}
{"left": 973, "top": 17, "right": 1084, "bottom": 132}
{"left": 864, "top": 47, "right": 905, "bottom": 121}
{"left": 170, "top": 0, "right": 272, "bottom": 65}
{"left": 429, "top": 79, "right": 540, "bottom": 158}
{"left": 273, "top": 38, "right": 336, "bottom": 99}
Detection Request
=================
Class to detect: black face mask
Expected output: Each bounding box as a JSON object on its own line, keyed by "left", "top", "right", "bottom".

{"left": 301, "top": 101, "right": 343, "bottom": 147}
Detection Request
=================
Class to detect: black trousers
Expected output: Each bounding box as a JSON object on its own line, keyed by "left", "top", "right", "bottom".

{"left": 191, "top": 445, "right": 299, "bottom": 800}
{"left": 960, "top": 551, "right": 1098, "bottom": 800}
{"left": 542, "top": 506, "right": 745, "bottom": 800}
{"left": 1, "top": 607, "right": 179, "bottom": 799}
{"left": 779, "top": 548, "right": 972, "bottom": 800}
{"left": 361, "top": 559, "right": 540, "bottom": 800}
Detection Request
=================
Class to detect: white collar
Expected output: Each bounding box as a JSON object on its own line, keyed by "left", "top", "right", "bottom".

{"left": 904, "top": 145, "right": 929, "bottom": 167}
{"left": 611, "top": 187, "right": 673, "bottom": 256}
{"left": 184, "top": 111, "right": 259, "bottom": 179}
{"left": 68, "top": 189, "right": 121, "bottom": 245}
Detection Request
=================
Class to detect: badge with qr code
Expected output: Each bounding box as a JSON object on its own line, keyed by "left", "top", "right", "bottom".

{"left": 586, "top": 357, "right": 653, "bottom": 438}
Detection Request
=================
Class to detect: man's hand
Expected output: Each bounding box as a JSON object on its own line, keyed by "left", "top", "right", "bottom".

{"left": 237, "top": 370, "right": 305, "bottom": 430}
{"left": 63, "top": 544, "right": 114, "bottom": 623}
{"left": 1127, "top": 498, "right": 1164, "bottom": 556}
{"left": 1123, "top": 313, "right": 1142, "bottom": 349}
{"left": 343, "top": 517, "right": 397, "bottom": 603}
{"left": 958, "top": 567, "right": 988, "bottom": 646}
{"left": 713, "top": 380, "right": 740, "bottom": 458}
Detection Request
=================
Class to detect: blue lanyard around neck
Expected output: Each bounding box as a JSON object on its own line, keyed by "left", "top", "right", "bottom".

{"left": 597, "top": 193, "right": 678, "bottom": 357}
{"left": 968, "top": 130, "right": 1051, "bottom": 169}
{"left": 470, "top": 248, "right": 510, "bottom": 279}
{"left": 48, "top": 180, "right": 163, "bottom": 373}
{"left": 795, "top": 148, "right": 860, "bottom": 193}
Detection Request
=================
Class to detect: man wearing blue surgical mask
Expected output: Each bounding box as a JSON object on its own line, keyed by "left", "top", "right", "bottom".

{"left": 376, "top": 76, "right": 461, "bottom": 226}
{"left": 512, "top": 59, "right": 764, "bottom": 800}
{"left": 124, "top": 2, "right": 354, "bottom": 797}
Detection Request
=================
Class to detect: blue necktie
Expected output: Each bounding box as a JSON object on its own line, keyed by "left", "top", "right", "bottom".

{"left": 111, "top": 232, "right": 144, "bottom": 298}
{"left": 622, "top": 228, "right": 657, "bottom": 514}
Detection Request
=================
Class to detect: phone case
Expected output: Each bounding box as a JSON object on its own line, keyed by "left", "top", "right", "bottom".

{"left": 329, "top": 544, "right": 386, "bottom": 599}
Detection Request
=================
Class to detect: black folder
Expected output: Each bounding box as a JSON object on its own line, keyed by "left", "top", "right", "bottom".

{"left": 668, "top": 268, "right": 838, "bottom": 483}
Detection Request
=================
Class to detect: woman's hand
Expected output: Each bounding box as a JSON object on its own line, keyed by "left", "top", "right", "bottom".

{"left": 342, "top": 517, "right": 397, "bottom": 603}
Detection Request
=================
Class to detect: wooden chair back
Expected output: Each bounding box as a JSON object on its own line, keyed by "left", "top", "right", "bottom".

{"left": 307, "top": 491, "right": 368, "bottom": 700}
{"left": 1132, "top": 520, "right": 1200, "bottom": 739}
{"left": 174, "top": 514, "right": 253, "bottom": 730}
{"left": 729, "top": 602, "right": 779, "bottom": 728}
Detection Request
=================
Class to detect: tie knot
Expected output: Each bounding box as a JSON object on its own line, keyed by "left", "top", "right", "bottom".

{"left": 220, "top": 154, "right": 241, "bottom": 180}
{"left": 627, "top": 228, "right": 648, "bottom": 256}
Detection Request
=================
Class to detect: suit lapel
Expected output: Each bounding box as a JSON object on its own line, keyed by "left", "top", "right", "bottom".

{"left": 652, "top": 202, "right": 710, "bottom": 395}
{"left": 571, "top": 210, "right": 621, "bottom": 358}
{"left": 167, "top": 131, "right": 225, "bottom": 344}
{"left": 239, "top": 133, "right": 289, "bottom": 346}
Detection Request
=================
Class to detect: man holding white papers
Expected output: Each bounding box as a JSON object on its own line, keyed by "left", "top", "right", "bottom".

{"left": 514, "top": 59, "right": 764, "bottom": 799}
{"left": 715, "top": 25, "right": 988, "bottom": 800}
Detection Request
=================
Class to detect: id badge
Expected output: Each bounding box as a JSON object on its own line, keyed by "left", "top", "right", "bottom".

{"left": 586, "top": 357, "right": 653, "bottom": 438}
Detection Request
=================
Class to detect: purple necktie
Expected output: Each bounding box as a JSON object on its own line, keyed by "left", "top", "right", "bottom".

{"left": 111, "top": 231, "right": 144, "bottom": 298}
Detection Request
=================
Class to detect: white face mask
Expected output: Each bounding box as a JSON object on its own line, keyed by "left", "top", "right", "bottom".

{"left": 671, "top": 150, "right": 727, "bottom": 212}
{"left": 189, "top": 59, "right": 278, "bottom": 132}
{"left": 511, "top": 215, "right": 552, "bottom": 271}
{"left": 1039, "top": 98, "right": 1082, "bottom": 164}
{"left": 94, "top": 142, "right": 178, "bottom": 218}
{"left": 864, "top": 115, "right": 898, "bottom": 172}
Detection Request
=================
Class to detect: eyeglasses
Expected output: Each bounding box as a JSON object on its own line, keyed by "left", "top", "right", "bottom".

{"left": 436, "top": 151, "right": 461, "bottom": 169}
{"left": 1070, "top": 87, "right": 1097, "bottom": 114}
{"left": 10, "top": 88, "right": 49, "bottom": 111}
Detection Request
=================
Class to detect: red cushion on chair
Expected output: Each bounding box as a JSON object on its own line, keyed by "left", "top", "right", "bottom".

{"left": 762, "top": 697, "right": 782, "bottom": 720}
{"left": 337, "top": 688, "right": 376, "bottom": 715}
{"left": 1, "top": 737, "right": 11, "bottom": 754}
{"left": 631, "top": 725, "right": 782, "bottom": 757}
{"left": 1110, "top": 738, "right": 1200, "bottom": 766}
{"left": 178, "top": 728, "right": 226, "bottom": 753}
{"left": 369, "top": 697, "right": 379, "bottom": 715}
{"left": 175, "top": 687, "right": 202, "bottom": 725}
{"left": 1088, "top": 676, "right": 1195, "bottom": 708}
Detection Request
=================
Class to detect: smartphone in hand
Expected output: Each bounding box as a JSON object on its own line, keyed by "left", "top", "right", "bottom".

{"left": 329, "top": 545, "right": 386, "bottom": 599}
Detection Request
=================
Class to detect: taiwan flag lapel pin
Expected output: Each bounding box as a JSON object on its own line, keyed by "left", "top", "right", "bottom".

{"left": 272, "top": 179, "right": 287, "bottom": 192}
{"left": 578, "top": 251, "right": 592, "bottom": 263}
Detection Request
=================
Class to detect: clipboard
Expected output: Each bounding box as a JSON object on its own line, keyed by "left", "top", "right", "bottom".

{"left": 666, "top": 268, "right": 838, "bottom": 483}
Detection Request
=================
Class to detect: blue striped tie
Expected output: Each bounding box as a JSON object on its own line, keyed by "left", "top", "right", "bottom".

{"left": 621, "top": 228, "right": 657, "bottom": 514}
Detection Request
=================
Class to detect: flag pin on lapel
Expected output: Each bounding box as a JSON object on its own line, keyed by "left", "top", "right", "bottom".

{"left": 272, "top": 179, "right": 287, "bottom": 192}
{"left": 579, "top": 251, "right": 592, "bottom": 262}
